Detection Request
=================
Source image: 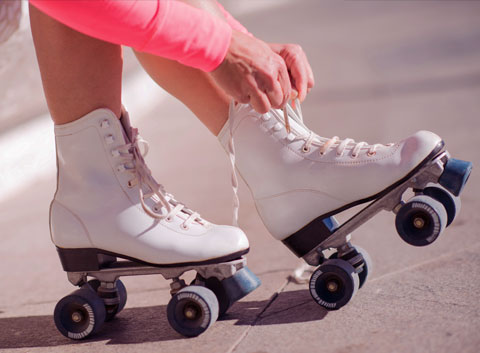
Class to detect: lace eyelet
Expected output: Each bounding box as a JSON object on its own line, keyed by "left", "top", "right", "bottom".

{"left": 273, "top": 123, "right": 282, "bottom": 132}
{"left": 302, "top": 146, "right": 310, "bottom": 153}
{"left": 351, "top": 153, "right": 358, "bottom": 159}
{"left": 100, "top": 119, "right": 110, "bottom": 129}
{"left": 105, "top": 134, "right": 115, "bottom": 144}
{"left": 367, "top": 151, "right": 376, "bottom": 157}
{"left": 127, "top": 180, "right": 135, "bottom": 188}
{"left": 165, "top": 216, "right": 173, "bottom": 222}
{"left": 181, "top": 224, "right": 189, "bottom": 230}
{"left": 286, "top": 133, "right": 296, "bottom": 142}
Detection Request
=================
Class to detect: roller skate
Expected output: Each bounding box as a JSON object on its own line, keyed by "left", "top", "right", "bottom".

{"left": 219, "top": 100, "right": 472, "bottom": 310}
{"left": 50, "top": 108, "right": 260, "bottom": 339}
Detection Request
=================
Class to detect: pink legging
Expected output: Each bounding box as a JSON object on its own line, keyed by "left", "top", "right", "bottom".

{"left": 29, "top": 0, "right": 249, "bottom": 72}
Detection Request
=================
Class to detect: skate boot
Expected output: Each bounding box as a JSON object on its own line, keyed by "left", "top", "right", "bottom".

{"left": 219, "top": 100, "right": 471, "bottom": 310}
{"left": 51, "top": 108, "right": 260, "bottom": 339}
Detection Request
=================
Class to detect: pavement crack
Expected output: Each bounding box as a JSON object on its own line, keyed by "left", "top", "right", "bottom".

{"left": 225, "top": 279, "right": 290, "bottom": 353}
{"left": 258, "top": 298, "right": 312, "bottom": 319}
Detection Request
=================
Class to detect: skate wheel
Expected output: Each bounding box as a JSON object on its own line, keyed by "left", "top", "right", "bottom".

{"left": 422, "top": 186, "right": 461, "bottom": 226}
{"left": 329, "top": 246, "right": 372, "bottom": 289}
{"left": 439, "top": 158, "right": 472, "bottom": 196}
{"left": 54, "top": 287, "right": 106, "bottom": 340}
{"left": 194, "top": 267, "right": 261, "bottom": 316}
{"left": 88, "top": 279, "right": 128, "bottom": 321}
{"left": 167, "top": 285, "right": 219, "bottom": 337}
{"left": 353, "top": 246, "right": 372, "bottom": 289}
{"left": 309, "top": 259, "right": 360, "bottom": 311}
{"left": 395, "top": 195, "right": 448, "bottom": 246}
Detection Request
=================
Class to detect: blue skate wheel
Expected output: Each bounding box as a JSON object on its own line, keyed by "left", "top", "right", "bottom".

{"left": 423, "top": 186, "right": 461, "bottom": 227}
{"left": 54, "top": 286, "right": 106, "bottom": 340}
{"left": 439, "top": 158, "right": 472, "bottom": 196}
{"left": 167, "top": 285, "right": 219, "bottom": 337}
{"left": 395, "top": 195, "right": 448, "bottom": 246}
{"left": 309, "top": 259, "right": 359, "bottom": 311}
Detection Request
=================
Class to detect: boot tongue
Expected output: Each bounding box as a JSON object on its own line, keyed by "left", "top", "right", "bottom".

{"left": 119, "top": 108, "right": 133, "bottom": 143}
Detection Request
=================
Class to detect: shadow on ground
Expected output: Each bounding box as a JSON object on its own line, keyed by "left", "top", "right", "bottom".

{"left": 0, "top": 289, "right": 327, "bottom": 349}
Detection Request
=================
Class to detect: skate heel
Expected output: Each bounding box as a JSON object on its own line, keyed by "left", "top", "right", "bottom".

{"left": 57, "top": 247, "right": 116, "bottom": 272}
{"left": 283, "top": 216, "right": 340, "bottom": 258}
{"left": 439, "top": 158, "right": 472, "bottom": 196}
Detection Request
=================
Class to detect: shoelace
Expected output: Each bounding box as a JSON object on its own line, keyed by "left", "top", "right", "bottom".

{"left": 278, "top": 100, "right": 383, "bottom": 157}
{"left": 115, "top": 128, "right": 205, "bottom": 229}
{"left": 226, "top": 100, "right": 391, "bottom": 226}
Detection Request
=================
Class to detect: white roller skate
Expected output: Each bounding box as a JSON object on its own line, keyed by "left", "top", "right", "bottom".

{"left": 219, "top": 100, "right": 471, "bottom": 310}
{"left": 51, "top": 108, "right": 260, "bottom": 339}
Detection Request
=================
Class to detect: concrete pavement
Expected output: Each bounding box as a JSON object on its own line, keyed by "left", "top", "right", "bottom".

{"left": 1, "top": 1, "right": 479, "bottom": 352}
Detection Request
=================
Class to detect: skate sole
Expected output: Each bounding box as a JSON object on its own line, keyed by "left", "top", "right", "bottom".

{"left": 57, "top": 246, "right": 250, "bottom": 272}
{"left": 283, "top": 140, "right": 446, "bottom": 257}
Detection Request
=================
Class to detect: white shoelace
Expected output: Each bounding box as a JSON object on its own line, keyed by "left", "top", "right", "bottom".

{"left": 114, "top": 128, "right": 205, "bottom": 229}
{"left": 226, "top": 100, "right": 391, "bottom": 226}
{"left": 278, "top": 100, "right": 383, "bottom": 157}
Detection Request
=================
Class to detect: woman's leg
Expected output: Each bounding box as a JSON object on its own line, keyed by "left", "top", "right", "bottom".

{"left": 134, "top": 53, "right": 230, "bottom": 136}
{"left": 29, "top": 4, "right": 123, "bottom": 125}
{"left": 134, "top": 0, "right": 232, "bottom": 136}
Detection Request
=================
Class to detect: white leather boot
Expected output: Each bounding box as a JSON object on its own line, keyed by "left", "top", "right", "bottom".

{"left": 218, "top": 101, "right": 443, "bottom": 256}
{"left": 51, "top": 108, "right": 249, "bottom": 269}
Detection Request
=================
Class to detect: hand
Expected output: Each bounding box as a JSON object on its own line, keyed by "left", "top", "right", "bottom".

{"left": 210, "top": 30, "right": 292, "bottom": 113}
{"left": 268, "top": 43, "right": 315, "bottom": 102}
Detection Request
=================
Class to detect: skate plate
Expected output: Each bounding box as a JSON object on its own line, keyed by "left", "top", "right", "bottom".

{"left": 53, "top": 256, "right": 260, "bottom": 339}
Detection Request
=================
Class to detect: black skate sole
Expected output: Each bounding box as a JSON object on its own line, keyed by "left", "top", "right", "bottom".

{"left": 282, "top": 140, "right": 445, "bottom": 257}
{"left": 57, "top": 246, "right": 250, "bottom": 272}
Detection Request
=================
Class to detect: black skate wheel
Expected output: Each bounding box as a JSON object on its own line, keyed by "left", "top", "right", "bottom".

{"left": 353, "top": 246, "right": 372, "bottom": 289}
{"left": 88, "top": 279, "right": 128, "bottom": 321}
{"left": 54, "top": 287, "right": 106, "bottom": 340}
{"left": 329, "top": 246, "right": 372, "bottom": 289}
{"left": 395, "top": 195, "right": 447, "bottom": 246}
{"left": 195, "top": 267, "right": 261, "bottom": 316}
{"left": 309, "top": 259, "right": 359, "bottom": 311}
{"left": 439, "top": 158, "right": 472, "bottom": 196}
{"left": 167, "top": 285, "right": 219, "bottom": 337}
{"left": 422, "top": 186, "right": 461, "bottom": 227}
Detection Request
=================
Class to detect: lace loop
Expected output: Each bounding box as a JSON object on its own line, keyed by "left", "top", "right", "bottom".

{"left": 116, "top": 128, "right": 204, "bottom": 228}
{"left": 276, "top": 100, "right": 384, "bottom": 158}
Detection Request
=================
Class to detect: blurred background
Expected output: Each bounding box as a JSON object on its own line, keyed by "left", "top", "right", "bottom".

{"left": 0, "top": 1, "right": 479, "bottom": 352}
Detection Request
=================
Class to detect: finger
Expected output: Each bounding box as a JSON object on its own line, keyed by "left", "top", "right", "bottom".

{"left": 276, "top": 57, "right": 292, "bottom": 107}
{"left": 302, "top": 52, "right": 315, "bottom": 89}
{"left": 249, "top": 89, "right": 271, "bottom": 114}
{"left": 235, "top": 91, "right": 250, "bottom": 104}
{"left": 245, "top": 76, "right": 271, "bottom": 113}
{"left": 265, "top": 81, "right": 285, "bottom": 109}
{"left": 290, "top": 61, "right": 308, "bottom": 102}
{"left": 290, "top": 89, "right": 298, "bottom": 101}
